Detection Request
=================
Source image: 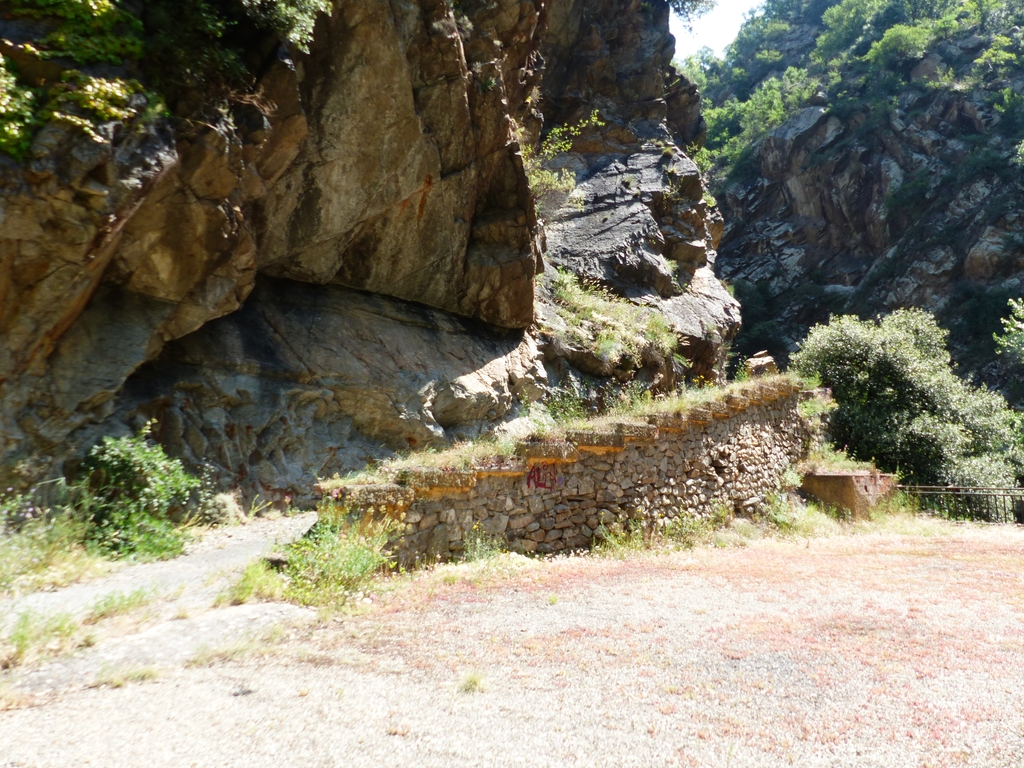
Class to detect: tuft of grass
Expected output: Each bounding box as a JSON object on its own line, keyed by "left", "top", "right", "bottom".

{"left": 216, "top": 560, "right": 286, "bottom": 607}
{"left": 458, "top": 670, "right": 487, "bottom": 693}
{"left": 463, "top": 523, "right": 505, "bottom": 563}
{"left": 282, "top": 518, "right": 395, "bottom": 610}
{"left": 2, "top": 610, "right": 81, "bottom": 668}
{"left": 219, "top": 518, "right": 396, "bottom": 612}
{"left": 91, "top": 664, "right": 160, "bottom": 688}
{"left": 0, "top": 510, "right": 108, "bottom": 596}
{"left": 547, "top": 594, "right": 559, "bottom": 605}
{"left": 592, "top": 524, "right": 648, "bottom": 558}
{"left": 84, "top": 588, "right": 154, "bottom": 623}
{"left": 186, "top": 625, "right": 284, "bottom": 668}
{"left": 547, "top": 268, "right": 677, "bottom": 368}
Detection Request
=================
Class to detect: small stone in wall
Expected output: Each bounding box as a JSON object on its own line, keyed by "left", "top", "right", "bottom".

{"left": 745, "top": 352, "right": 778, "bottom": 378}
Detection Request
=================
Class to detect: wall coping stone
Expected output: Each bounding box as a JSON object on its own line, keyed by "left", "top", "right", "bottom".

{"left": 645, "top": 412, "right": 692, "bottom": 431}
{"left": 615, "top": 423, "right": 659, "bottom": 441}
{"left": 395, "top": 467, "right": 478, "bottom": 490}
{"left": 564, "top": 431, "right": 625, "bottom": 448}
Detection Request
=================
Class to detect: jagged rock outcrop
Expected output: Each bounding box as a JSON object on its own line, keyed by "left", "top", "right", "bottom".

{"left": 533, "top": 0, "right": 739, "bottom": 386}
{"left": 1, "top": 0, "right": 738, "bottom": 501}
{"left": 714, "top": 31, "right": 1024, "bottom": 394}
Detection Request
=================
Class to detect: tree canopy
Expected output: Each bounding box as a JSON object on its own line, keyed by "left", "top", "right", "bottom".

{"left": 792, "top": 310, "right": 1021, "bottom": 487}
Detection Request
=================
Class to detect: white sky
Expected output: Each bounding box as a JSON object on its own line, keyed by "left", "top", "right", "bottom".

{"left": 671, "top": 0, "right": 765, "bottom": 60}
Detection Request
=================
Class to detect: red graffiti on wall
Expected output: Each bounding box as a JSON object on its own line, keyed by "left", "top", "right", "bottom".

{"left": 526, "top": 463, "right": 564, "bottom": 490}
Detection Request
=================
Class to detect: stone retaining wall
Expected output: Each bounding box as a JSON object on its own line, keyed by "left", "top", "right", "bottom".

{"left": 326, "top": 380, "right": 813, "bottom": 566}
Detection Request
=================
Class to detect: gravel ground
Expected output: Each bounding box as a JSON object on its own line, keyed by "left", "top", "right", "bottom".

{"left": 2, "top": 521, "right": 1023, "bottom": 767}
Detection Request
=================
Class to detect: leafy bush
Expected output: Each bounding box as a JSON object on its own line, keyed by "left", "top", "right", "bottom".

{"left": 792, "top": 309, "right": 1020, "bottom": 486}
{"left": 864, "top": 23, "right": 933, "bottom": 70}
{"left": 521, "top": 110, "right": 603, "bottom": 214}
{"left": 996, "top": 298, "right": 1024, "bottom": 365}
{"left": 77, "top": 426, "right": 199, "bottom": 559}
{"left": 0, "top": 57, "right": 39, "bottom": 158}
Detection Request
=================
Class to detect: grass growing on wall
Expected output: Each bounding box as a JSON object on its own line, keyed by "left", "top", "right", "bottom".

{"left": 319, "top": 374, "right": 805, "bottom": 490}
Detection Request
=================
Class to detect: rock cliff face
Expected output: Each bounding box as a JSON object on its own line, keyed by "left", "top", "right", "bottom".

{"left": 0, "top": 0, "right": 737, "bottom": 502}
{"left": 713, "top": 32, "right": 1024, "bottom": 393}
{"left": 535, "top": 0, "right": 739, "bottom": 388}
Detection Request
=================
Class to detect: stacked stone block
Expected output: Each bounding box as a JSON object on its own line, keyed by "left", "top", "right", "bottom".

{"left": 325, "top": 380, "right": 810, "bottom": 567}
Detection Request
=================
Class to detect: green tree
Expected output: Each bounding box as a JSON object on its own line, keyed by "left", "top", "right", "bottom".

{"left": 864, "top": 22, "right": 932, "bottom": 69}
{"left": 668, "top": 0, "right": 717, "bottom": 23}
{"left": 995, "top": 298, "right": 1024, "bottom": 366}
{"left": 792, "top": 309, "right": 1020, "bottom": 486}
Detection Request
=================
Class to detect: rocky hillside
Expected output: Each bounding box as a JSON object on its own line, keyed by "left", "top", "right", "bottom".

{"left": 683, "top": 0, "right": 1024, "bottom": 398}
{"left": 0, "top": 0, "right": 735, "bottom": 504}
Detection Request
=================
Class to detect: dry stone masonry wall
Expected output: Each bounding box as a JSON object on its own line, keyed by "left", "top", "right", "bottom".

{"left": 326, "top": 379, "right": 812, "bottom": 566}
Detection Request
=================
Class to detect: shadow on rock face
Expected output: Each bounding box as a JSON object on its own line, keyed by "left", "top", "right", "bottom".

{"left": 109, "top": 278, "right": 548, "bottom": 507}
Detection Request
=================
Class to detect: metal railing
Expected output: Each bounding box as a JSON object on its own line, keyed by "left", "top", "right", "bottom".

{"left": 897, "top": 485, "right": 1024, "bottom": 524}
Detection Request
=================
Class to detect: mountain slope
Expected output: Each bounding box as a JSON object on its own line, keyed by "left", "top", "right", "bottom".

{"left": 681, "top": 0, "right": 1024, "bottom": 399}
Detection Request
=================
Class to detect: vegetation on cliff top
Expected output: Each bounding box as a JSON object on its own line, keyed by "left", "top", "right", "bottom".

{"left": 680, "top": 0, "right": 1024, "bottom": 182}
{"left": 0, "top": 0, "right": 329, "bottom": 159}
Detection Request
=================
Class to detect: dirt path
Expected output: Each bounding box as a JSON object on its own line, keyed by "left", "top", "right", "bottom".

{"left": 1, "top": 513, "right": 318, "bottom": 693}
{"left": 2, "top": 522, "right": 1023, "bottom": 767}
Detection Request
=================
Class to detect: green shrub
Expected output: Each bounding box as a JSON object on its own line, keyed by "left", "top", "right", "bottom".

{"left": 283, "top": 517, "right": 394, "bottom": 608}
{"left": 792, "top": 309, "right": 1020, "bottom": 486}
{"left": 521, "top": 110, "right": 603, "bottom": 213}
{"left": 995, "top": 298, "right": 1024, "bottom": 365}
{"left": 864, "top": 23, "right": 933, "bottom": 70}
{"left": 0, "top": 57, "right": 39, "bottom": 159}
{"left": 77, "top": 426, "right": 198, "bottom": 559}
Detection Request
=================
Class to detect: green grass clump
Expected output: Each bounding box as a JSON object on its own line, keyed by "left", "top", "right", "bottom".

{"left": 458, "top": 670, "right": 487, "bottom": 693}
{"left": 2, "top": 610, "right": 81, "bottom": 668}
{"left": 0, "top": 504, "right": 106, "bottom": 596}
{"left": 91, "top": 664, "right": 160, "bottom": 688}
{"left": 463, "top": 522, "right": 505, "bottom": 562}
{"left": 84, "top": 588, "right": 154, "bottom": 624}
{"left": 549, "top": 269, "right": 677, "bottom": 368}
{"left": 216, "top": 560, "right": 287, "bottom": 606}
{"left": 224, "top": 516, "right": 397, "bottom": 611}
{"left": 284, "top": 518, "right": 394, "bottom": 608}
